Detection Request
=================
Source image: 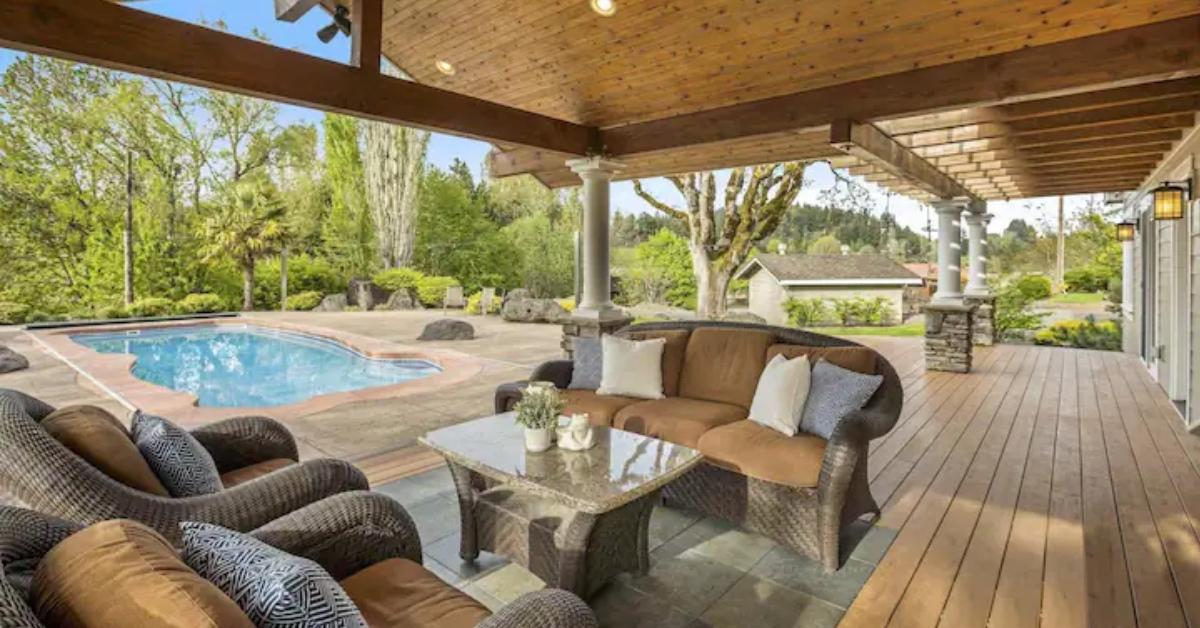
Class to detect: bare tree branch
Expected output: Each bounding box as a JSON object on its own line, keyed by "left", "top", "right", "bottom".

{"left": 631, "top": 180, "right": 688, "bottom": 221}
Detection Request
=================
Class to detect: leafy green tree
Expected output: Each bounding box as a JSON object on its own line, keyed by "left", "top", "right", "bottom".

{"left": 503, "top": 214, "right": 575, "bottom": 297}
{"left": 414, "top": 167, "right": 517, "bottom": 292}
{"left": 321, "top": 114, "right": 375, "bottom": 276}
{"left": 201, "top": 181, "right": 288, "bottom": 310}
{"left": 807, "top": 234, "right": 843, "bottom": 255}
{"left": 631, "top": 229, "right": 696, "bottom": 309}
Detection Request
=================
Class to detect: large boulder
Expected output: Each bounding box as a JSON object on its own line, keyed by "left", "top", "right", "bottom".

{"left": 347, "top": 279, "right": 390, "bottom": 311}
{"left": 313, "top": 293, "right": 348, "bottom": 312}
{"left": 382, "top": 288, "right": 423, "bottom": 311}
{"left": 502, "top": 295, "right": 570, "bottom": 324}
{"left": 501, "top": 288, "right": 532, "bottom": 310}
{"left": 417, "top": 318, "right": 475, "bottom": 341}
{"left": 715, "top": 310, "right": 767, "bottom": 324}
{"left": 0, "top": 346, "right": 29, "bottom": 374}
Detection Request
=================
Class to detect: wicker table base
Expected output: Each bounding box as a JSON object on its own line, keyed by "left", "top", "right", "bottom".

{"left": 449, "top": 462, "right": 657, "bottom": 598}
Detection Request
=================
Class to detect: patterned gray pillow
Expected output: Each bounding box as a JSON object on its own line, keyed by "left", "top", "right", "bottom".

{"left": 180, "top": 522, "right": 366, "bottom": 628}
{"left": 569, "top": 336, "right": 602, "bottom": 389}
{"left": 131, "top": 412, "right": 223, "bottom": 497}
{"left": 799, "top": 360, "right": 883, "bottom": 440}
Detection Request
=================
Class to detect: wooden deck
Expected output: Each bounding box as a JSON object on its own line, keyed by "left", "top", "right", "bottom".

{"left": 358, "top": 338, "right": 1199, "bottom": 627}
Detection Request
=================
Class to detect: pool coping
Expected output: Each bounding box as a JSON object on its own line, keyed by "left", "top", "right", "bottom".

{"left": 28, "top": 317, "right": 485, "bottom": 426}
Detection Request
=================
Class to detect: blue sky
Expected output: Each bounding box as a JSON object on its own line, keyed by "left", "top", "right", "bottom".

{"left": 0, "top": 1, "right": 1105, "bottom": 235}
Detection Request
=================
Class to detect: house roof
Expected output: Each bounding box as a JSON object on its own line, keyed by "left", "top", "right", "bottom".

{"left": 738, "top": 254, "right": 924, "bottom": 286}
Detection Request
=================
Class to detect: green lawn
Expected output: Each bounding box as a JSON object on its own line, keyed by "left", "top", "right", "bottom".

{"left": 806, "top": 320, "right": 925, "bottom": 337}
{"left": 1047, "top": 292, "right": 1106, "bottom": 305}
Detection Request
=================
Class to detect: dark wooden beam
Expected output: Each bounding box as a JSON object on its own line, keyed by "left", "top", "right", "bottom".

{"left": 602, "top": 16, "right": 1200, "bottom": 156}
{"left": 0, "top": 0, "right": 592, "bottom": 154}
{"left": 350, "top": 0, "right": 381, "bottom": 74}
{"left": 487, "top": 147, "right": 577, "bottom": 178}
{"left": 275, "top": 0, "right": 322, "bottom": 22}
{"left": 830, "top": 120, "right": 976, "bottom": 200}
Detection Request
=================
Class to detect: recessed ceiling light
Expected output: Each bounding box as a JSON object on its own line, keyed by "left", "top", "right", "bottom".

{"left": 435, "top": 60, "right": 456, "bottom": 76}
{"left": 590, "top": 0, "right": 616, "bottom": 16}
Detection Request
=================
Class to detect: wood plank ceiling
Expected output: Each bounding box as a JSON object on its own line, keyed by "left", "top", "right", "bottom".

{"left": 374, "top": 0, "right": 1200, "bottom": 200}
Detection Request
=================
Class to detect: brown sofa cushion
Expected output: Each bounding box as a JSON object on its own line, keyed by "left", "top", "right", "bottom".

{"left": 624, "top": 329, "right": 691, "bottom": 396}
{"left": 219, "top": 458, "right": 295, "bottom": 489}
{"left": 765, "top": 344, "right": 878, "bottom": 375}
{"left": 41, "top": 405, "right": 170, "bottom": 497}
{"left": 677, "top": 327, "right": 774, "bottom": 409}
{"left": 697, "top": 420, "right": 827, "bottom": 489}
{"left": 562, "top": 389, "right": 642, "bottom": 427}
{"left": 32, "top": 520, "right": 253, "bottom": 628}
{"left": 341, "top": 558, "right": 490, "bottom": 628}
{"left": 614, "top": 397, "right": 747, "bottom": 448}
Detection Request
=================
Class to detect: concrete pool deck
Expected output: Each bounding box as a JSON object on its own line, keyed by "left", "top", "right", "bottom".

{"left": 1, "top": 311, "right": 565, "bottom": 460}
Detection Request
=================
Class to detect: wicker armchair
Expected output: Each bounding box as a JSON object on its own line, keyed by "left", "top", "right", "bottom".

{"left": 0, "top": 389, "right": 368, "bottom": 543}
{"left": 495, "top": 320, "right": 903, "bottom": 571}
{"left": 0, "top": 493, "right": 597, "bottom": 628}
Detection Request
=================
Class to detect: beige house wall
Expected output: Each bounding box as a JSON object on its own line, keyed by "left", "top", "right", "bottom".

{"left": 747, "top": 272, "right": 907, "bottom": 326}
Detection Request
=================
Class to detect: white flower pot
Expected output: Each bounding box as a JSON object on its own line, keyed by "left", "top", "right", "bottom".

{"left": 524, "top": 427, "right": 553, "bottom": 452}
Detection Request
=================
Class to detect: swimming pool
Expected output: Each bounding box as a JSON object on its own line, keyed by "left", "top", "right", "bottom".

{"left": 71, "top": 324, "right": 442, "bottom": 408}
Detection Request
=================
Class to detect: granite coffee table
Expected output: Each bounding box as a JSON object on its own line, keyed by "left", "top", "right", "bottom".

{"left": 419, "top": 412, "right": 702, "bottom": 598}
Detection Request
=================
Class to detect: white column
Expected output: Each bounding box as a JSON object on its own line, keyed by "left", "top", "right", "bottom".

{"left": 964, "top": 210, "right": 992, "bottom": 295}
{"left": 932, "top": 199, "right": 969, "bottom": 302}
{"left": 1121, "top": 238, "right": 1135, "bottom": 319}
{"left": 567, "top": 157, "right": 624, "bottom": 319}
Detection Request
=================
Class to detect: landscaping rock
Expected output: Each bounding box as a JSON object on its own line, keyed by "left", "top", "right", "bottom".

{"left": 0, "top": 346, "right": 29, "bottom": 374}
{"left": 383, "top": 288, "right": 423, "bottom": 311}
{"left": 501, "top": 288, "right": 532, "bottom": 310}
{"left": 418, "top": 318, "right": 475, "bottom": 341}
{"left": 714, "top": 311, "right": 766, "bottom": 324}
{"left": 313, "top": 294, "right": 348, "bottom": 312}
{"left": 348, "top": 279, "right": 390, "bottom": 311}
{"left": 502, "top": 295, "right": 570, "bottom": 324}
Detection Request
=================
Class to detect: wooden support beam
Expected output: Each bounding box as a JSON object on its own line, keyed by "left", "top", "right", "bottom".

{"left": 602, "top": 16, "right": 1200, "bottom": 156}
{"left": 275, "top": 0, "right": 322, "bottom": 22}
{"left": 830, "top": 120, "right": 976, "bottom": 200}
{"left": 487, "top": 147, "right": 578, "bottom": 178}
{"left": 0, "top": 0, "right": 593, "bottom": 154}
{"left": 350, "top": 0, "right": 381, "bottom": 74}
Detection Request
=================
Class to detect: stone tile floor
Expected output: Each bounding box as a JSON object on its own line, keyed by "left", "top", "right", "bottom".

{"left": 376, "top": 467, "right": 897, "bottom": 628}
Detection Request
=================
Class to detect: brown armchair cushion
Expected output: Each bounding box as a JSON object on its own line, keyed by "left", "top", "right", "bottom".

{"left": 41, "top": 405, "right": 170, "bottom": 497}
{"left": 614, "top": 397, "right": 747, "bottom": 448}
{"left": 765, "top": 344, "right": 878, "bottom": 375}
{"left": 219, "top": 458, "right": 295, "bottom": 489}
{"left": 697, "top": 420, "right": 827, "bottom": 489}
{"left": 624, "top": 329, "right": 691, "bottom": 396}
{"left": 32, "top": 520, "right": 253, "bottom": 628}
{"left": 561, "top": 389, "right": 642, "bottom": 427}
{"left": 677, "top": 328, "right": 774, "bottom": 409}
{"left": 340, "top": 558, "right": 490, "bottom": 628}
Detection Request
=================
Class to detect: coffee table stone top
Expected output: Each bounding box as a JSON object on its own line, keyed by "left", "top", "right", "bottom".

{"left": 419, "top": 412, "right": 703, "bottom": 514}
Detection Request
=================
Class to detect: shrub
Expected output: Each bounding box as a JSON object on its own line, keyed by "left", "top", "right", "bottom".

{"left": 1034, "top": 316, "right": 1121, "bottom": 351}
{"left": 254, "top": 255, "right": 346, "bottom": 310}
{"left": 415, "top": 276, "right": 461, "bottom": 306}
{"left": 97, "top": 305, "right": 129, "bottom": 320}
{"left": 1014, "top": 274, "right": 1052, "bottom": 301}
{"left": 829, "top": 298, "right": 857, "bottom": 325}
{"left": 24, "top": 311, "right": 50, "bottom": 323}
{"left": 995, "top": 284, "right": 1046, "bottom": 335}
{"left": 784, "top": 298, "right": 828, "bottom": 327}
{"left": 175, "top": 293, "right": 225, "bottom": 314}
{"left": 0, "top": 302, "right": 30, "bottom": 325}
{"left": 128, "top": 297, "right": 174, "bottom": 318}
{"left": 373, "top": 267, "right": 425, "bottom": 292}
{"left": 1063, "top": 268, "right": 1101, "bottom": 293}
{"left": 556, "top": 298, "right": 576, "bottom": 313}
{"left": 465, "top": 291, "right": 502, "bottom": 314}
{"left": 853, "top": 296, "right": 892, "bottom": 326}
{"left": 285, "top": 291, "right": 324, "bottom": 311}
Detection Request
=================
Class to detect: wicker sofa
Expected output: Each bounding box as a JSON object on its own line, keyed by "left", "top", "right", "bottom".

{"left": 0, "top": 492, "right": 598, "bottom": 628}
{"left": 0, "top": 388, "right": 368, "bottom": 542}
{"left": 495, "top": 321, "right": 903, "bottom": 571}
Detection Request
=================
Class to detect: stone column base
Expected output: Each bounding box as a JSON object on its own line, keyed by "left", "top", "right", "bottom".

{"left": 924, "top": 302, "right": 976, "bottom": 373}
{"left": 963, "top": 293, "right": 996, "bottom": 346}
{"left": 561, "top": 312, "right": 634, "bottom": 356}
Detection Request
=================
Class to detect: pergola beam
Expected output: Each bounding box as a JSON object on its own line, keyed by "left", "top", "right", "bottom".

{"left": 350, "top": 0, "right": 381, "bottom": 74}
{"left": 275, "top": 0, "right": 322, "bottom": 22}
{"left": 601, "top": 16, "right": 1200, "bottom": 156}
{"left": 0, "top": 0, "right": 593, "bottom": 154}
{"left": 830, "top": 120, "right": 976, "bottom": 200}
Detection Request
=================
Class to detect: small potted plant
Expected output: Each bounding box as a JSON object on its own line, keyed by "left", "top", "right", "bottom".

{"left": 514, "top": 381, "right": 565, "bottom": 452}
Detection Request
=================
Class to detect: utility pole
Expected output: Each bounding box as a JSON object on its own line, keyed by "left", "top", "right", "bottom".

{"left": 124, "top": 150, "right": 135, "bottom": 307}
{"left": 1055, "top": 195, "right": 1065, "bottom": 293}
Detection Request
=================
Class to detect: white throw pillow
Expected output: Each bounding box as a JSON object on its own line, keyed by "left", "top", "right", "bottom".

{"left": 597, "top": 335, "right": 666, "bottom": 399}
{"left": 748, "top": 354, "right": 811, "bottom": 436}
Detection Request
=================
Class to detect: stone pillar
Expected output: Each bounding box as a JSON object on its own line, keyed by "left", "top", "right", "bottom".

{"left": 924, "top": 301, "right": 976, "bottom": 373}
{"left": 931, "top": 199, "right": 969, "bottom": 303}
{"left": 562, "top": 157, "right": 632, "bottom": 356}
{"left": 963, "top": 294, "right": 996, "bottom": 346}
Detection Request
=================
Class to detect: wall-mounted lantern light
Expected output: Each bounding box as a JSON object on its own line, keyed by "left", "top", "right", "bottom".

{"left": 1153, "top": 179, "right": 1191, "bottom": 221}
{"left": 1115, "top": 221, "right": 1136, "bottom": 242}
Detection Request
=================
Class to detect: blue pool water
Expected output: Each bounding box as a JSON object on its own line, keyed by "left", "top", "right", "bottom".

{"left": 71, "top": 324, "right": 441, "bottom": 408}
